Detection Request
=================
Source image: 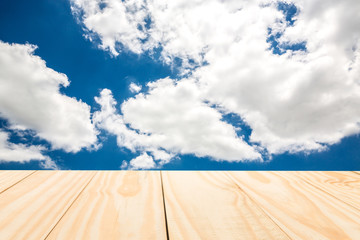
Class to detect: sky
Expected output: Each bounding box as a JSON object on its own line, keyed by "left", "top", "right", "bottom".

{"left": 0, "top": 0, "right": 359, "bottom": 170}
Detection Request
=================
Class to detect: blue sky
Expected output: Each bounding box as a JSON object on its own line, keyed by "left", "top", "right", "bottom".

{"left": 0, "top": 0, "right": 359, "bottom": 170}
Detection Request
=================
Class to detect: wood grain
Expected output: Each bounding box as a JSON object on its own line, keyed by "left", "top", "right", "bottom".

{"left": 294, "top": 171, "right": 360, "bottom": 210}
{"left": 0, "top": 171, "right": 95, "bottom": 240}
{"left": 161, "top": 171, "right": 290, "bottom": 240}
{"left": 228, "top": 171, "right": 360, "bottom": 240}
{"left": 46, "top": 171, "right": 167, "bottom": 240}
{"left": 0, "top": 171, "right": 359, "bottom": 240}
{"left": 0, "top": 170, "right": 35, "bottom": 193}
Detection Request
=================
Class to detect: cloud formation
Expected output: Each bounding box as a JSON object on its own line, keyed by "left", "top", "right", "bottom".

{"left": 129, "top": 82, "right": 142, "bottom": 93}
{"left": 94, "top": 81, "right": 260, "bottom": 167}
{"left": 0, "top": 41, "right": 98, "bottom": 159}
{"left": 126, "top": 152, "right": 156, "bottom": 170}
{"left": 74, "top": 0, "right": 360, "bottom": 165}
{"left": 0, "top": 130, "right": 57, "bottom": 169}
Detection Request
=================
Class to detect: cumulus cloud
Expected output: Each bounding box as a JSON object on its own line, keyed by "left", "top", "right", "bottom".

{"left": 93, "top": 84, "right": 260, "bottom": 166}
{"left": 129, "top": 82, "right": 142, "bottom": 93}
{"left": 0, "top": 130, "right": 57, "bottom": 169}
{"left": 71, "top": 0, "right": 149, "bottom": 55}
{"left": 0, "top": 41, "right": 98, "bottom": 153}
{"left": 76, "top": 0, "right": 360, "bottom": 161}
{"left": 128, "top": 152, "right": 156, "bottom": 169}
{"left": 195, "top": 0, "right": 360, "bottom": 153}
{"left": 121, "top": 78, "right": 261, "bottom": 160}
{"left": 120, "top": 160, "right": 128, "bottom": 169}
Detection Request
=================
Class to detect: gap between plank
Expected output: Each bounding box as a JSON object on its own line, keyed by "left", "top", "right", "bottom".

{"left": 0, "top": 171, "right": 37, "bottom": 195}
{"left": 44, "top": 172, "right": 98, "bottom": 240}
{"left": 224, "top": 172, "right": 292, "bottom": 240}
{"left": 160, "top": 171, "right": 170, "bottom": 240}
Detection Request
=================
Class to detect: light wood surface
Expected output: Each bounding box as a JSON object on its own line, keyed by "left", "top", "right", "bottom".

{"left": 161, "top": 171, "right": 289, "bottom": 240}
{"left": 228, "top": 171, "right": 360, "bottom": 240}
{"left": 0, "top": 171, "right": 95, "bottom": 240}
{"left": 46, "top": 171, "right": 166, "bottom": 240}
{"left": 0, "top": 171, "right": 359, "bottom": 240}
{"left": 295, "top": 171, "right": 360, "bottom": 210}
{"left": 0, "top": 170, "right": 35, "bottom": 194}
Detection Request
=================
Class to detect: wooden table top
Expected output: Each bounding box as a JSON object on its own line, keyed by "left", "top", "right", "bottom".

{"left": 0, "top": 171, "right": 359, "bottom": 239}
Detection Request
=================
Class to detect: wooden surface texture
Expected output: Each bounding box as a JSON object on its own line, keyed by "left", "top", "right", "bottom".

{"left": 0, "top": 171, "right": 359, "bottom": 240}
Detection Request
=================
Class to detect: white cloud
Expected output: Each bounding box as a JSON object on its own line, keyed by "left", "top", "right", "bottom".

{"left": 39, "top": 158, "right": 59, "bottom": 170}
{"left": 150, "top": 148, "right": 173, "bottom": 165}
{"left": 71, "top": 0, "right": 149, "bottom": 55}
{"left": 93, "top": 85, "right": 260, "bottom": 164}
{"left": 128, "top": 152, "right": 156, "bottom": 169}
{"left": 195, "top": 0, "right": 360, "bottom": 154}
{"left": 0, "top": 41, "right": 98, "bottom": 153}
{"left": 121, "top": 78, "right": 261, "bottom": 161}
{"left": 77, "top": 0, "right": 360, "bottom": 160}
{"left": 120, "top": 160, "right": 128, "bottom": 169}
{"left": 0, "top": 130, "right": 57, "bottom": 169}
{"left": 129, "top": 82, "right": 142, "bottom": 93}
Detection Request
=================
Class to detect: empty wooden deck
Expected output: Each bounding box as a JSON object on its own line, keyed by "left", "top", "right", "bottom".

{"left": 0, "top": 171, "right": 359, "bottom": 239}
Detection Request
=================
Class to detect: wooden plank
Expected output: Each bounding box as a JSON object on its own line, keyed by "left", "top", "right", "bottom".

{"left": 228, "top": 171, "right": 360, "bottom": 240}
{"left": 161, "top": 171, "right": 290, "bottom": 240}
{"left": 294, "top": 171, "right": 360, "bottom": 210}
{"left": 0, "top": 171, "right": 35, "bottom": 193}
{"left": 46, "top": 171, "right": 167, "bottom": 240}
{"left": 0, "top": 171, "right": 359, "bottom": 239}
{"left": 0, "top": 171, "right": 95, "bottom": 240}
